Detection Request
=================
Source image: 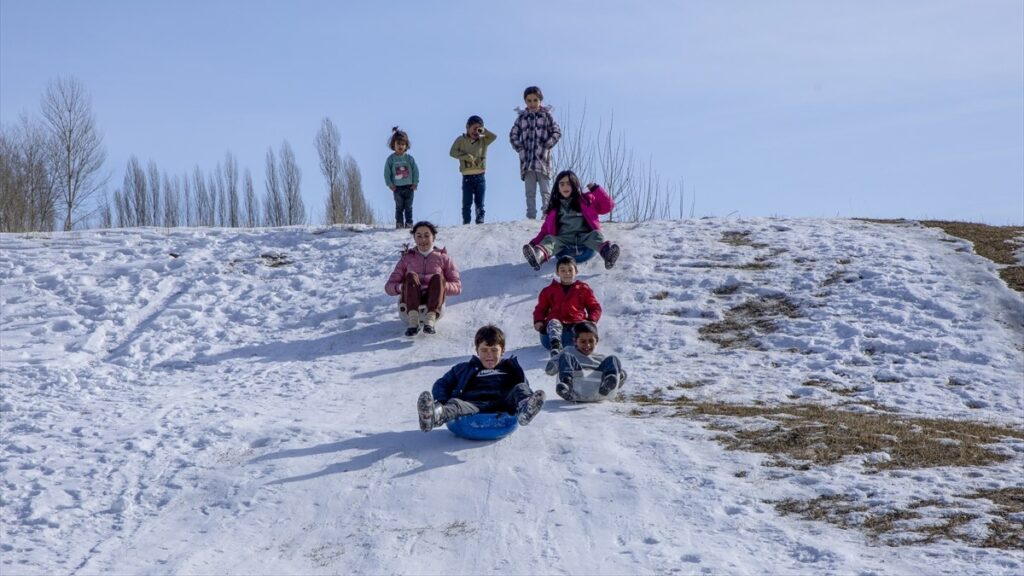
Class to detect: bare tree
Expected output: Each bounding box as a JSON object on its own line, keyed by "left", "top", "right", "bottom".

{"left": 41, "top": 76, "right": 107, "bottom": 231}
{"left": 209, "top": 166, "right": 226, "bottom": 227}
{"left": 97, "top": 192, "right": 113, "bottom": 228}
{"left": 315, "top": 117, "right": 346, "bottom": 224}
{"left": 192, "top": 165, "right": 212, "bottom": 226}
{"left": 162, "top": 173, "right": 179, "bottom": 227}
{"left": 341, "top": 154, "right": 374, "bottom": 224}
{"left": 263, "top": 148, "right": 284, "bottom": 226}
{"left": 243, "top": 168, "right": 258, "bottom": 227}
{"left": 182, "top": 174, "right": 193, "bottom": 227}
{"left": 224, "top": 151, "right": 240, "bottom": 227}
{"left": 279, "top": 141, "right": 305, "bottom": 225}
{"left": 0, "top": 116, "right": 57, "bottom": 232}
{"left": 555, "top": 103, "right": 690, "bottom": 222}
{"left": 123, "top": 156, "right": 147, "bottom": 227}
{"left": 146, "top": 160, "right": 161, "bottom": 227}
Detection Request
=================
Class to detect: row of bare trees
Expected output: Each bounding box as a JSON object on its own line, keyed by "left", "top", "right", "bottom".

{"left": 1, "top": 77, "right": 374, "bottom": 232}
{"left": 554, "top": 104, "right": 694, "bottom": 221}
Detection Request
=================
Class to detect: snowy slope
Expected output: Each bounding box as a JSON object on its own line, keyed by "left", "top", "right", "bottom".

{"left": 1, "top": 219, "right": 1022, "bottom": 575}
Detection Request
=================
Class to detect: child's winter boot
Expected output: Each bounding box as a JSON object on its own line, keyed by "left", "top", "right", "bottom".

{"left": 555, "top": 377, "right": 574, "bottom": 401}
{"left": 417, "top": 391, "right": 446, "bottom": 432}
{"left": 522, "top": 244, "right": 545, "bottom": 271}
{"left": 599, "top": 242, "right": 621, "bottom": 270}
{"left": 599, "top": 373, "right": 620, "bottom": 395}
{"left": 405, "top": 309, "right": 421, "bottom": 337}
{"left": 423, "top": 311, "right": 438, "bottom": 334}
{"left": 516, "top": 390, "right": 546, "bottom": 426}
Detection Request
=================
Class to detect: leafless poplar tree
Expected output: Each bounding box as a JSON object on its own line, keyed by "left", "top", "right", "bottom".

{"left": 279, "top": 141, "right": 305, "bottom": 225}
{"left": 224, "top": 151, "right": 240, "bottom": 227}
{"left": 209, "top": 165, "right": 226, "bottom": 227}
{"left": 41, "top": 76, "right": 107, "bottom": 231}
{"left": 162, "top": 173, "right": 179, "bottom": 227}
{"left": 182, "top": 175, "right": 194, "bottom": 227}
{"left": 341, "top": 154, "right": 374, "bottom": 224}
{"left": 144, "top": 160, "right": 160, "bottom": 226}
{"left": 263, "top": 148, "right": 284, "bottom": 227}
{"left": 123, "top": 156, "right": 147, "bottom": 227}
{"left": 315, "top": 117, "right": 346, "bottom": 224}
{"left": 243, "top": 168, "right": 258, "bottom": 227}
{"left": 192, "top": 166, "right": 212, "bottom": 226}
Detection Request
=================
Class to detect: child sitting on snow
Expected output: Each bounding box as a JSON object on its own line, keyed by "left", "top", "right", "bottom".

{"left": 546, "top": 321, "right": 627, "bottom": 402}
{"left": 417, "top": 325, "right": 546, "bottom": 432}
{"left": 533, "top": 255, "right": 602, "bottom": 357}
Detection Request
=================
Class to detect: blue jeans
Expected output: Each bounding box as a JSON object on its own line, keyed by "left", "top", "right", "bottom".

{"left": 539, "top": 320, "right": 577, "bottom": 350}
{"left": 462, "top": 174, "right": 485, "bottom": 224}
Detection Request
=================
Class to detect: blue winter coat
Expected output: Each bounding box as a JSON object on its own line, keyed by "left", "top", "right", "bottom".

{"left": 432, "top": 356, "right": 527, "bottom": 409}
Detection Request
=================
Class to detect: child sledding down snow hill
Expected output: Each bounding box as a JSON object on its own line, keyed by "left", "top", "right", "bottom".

{"left": 533, "top": 255, "right": 602, "bottom": 354}
{"left": 384, "top": 221, "right": 462, "bottom": 336}
{"left": 417, "top": 325, "right": 546, "bottom": 431}
{"left": 546, "top": 321, "right": 627, "bottom": 402}
{"left": 523, "top": 170, "right": 622, "bottom": 271}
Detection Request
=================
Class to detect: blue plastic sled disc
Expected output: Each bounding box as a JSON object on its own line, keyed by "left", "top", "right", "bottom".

{"left": 446, "top": 412, "right": 519, "bottom": 441}
{"left": 555, "top": 247, "right": 596, "bottom": 264}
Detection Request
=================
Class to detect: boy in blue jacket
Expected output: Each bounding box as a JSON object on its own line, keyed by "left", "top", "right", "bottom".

{"left": 417, "top": 325, "right": 546, "bottom": 432}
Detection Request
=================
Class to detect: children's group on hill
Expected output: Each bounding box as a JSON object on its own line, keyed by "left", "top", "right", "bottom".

{"left": 380, "top": 85, "right": 627, "bottom": 430}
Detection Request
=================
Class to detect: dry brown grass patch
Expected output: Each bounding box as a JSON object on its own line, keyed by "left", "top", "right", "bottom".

{"left": 774, "top": 488, "right": 1024, "bottom": 550}
{"left": 699, "top": 295, "right": 801, "bottom": 349}
{"left": 625, "top": 396, "right": 1024, "bottom": 470}
{"left": 720, "top": 230, "right": 768, "bottom": 248}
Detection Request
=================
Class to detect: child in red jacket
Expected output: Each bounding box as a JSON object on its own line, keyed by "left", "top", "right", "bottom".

{"left": 533, "top": 255, "right": 602, "bottom": 359}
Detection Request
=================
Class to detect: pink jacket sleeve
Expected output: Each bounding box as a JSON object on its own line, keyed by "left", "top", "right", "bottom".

{"left": 384, "top": 254, "right": 407, "bottom": 296}
{"left": 442, "top": 254, "right": 462, "bottom": 296}
{"left": 587, "top": 185, "right": 614, "bottom": 216}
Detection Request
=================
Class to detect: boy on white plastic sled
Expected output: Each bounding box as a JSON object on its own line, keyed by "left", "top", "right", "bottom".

{"left": 546, "top": 321, "right": 627, "bottom": 402}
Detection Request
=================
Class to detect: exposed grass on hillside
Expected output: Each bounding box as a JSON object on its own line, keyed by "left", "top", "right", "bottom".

{"left": 699, "top": 295, "right": 801, "bottom": 349}
{"left": 774, "top": 487, "right": 1024, "bottom": 550}
{"left": 626, "top": 394, "right": 1024, "bottom": 471}
{"left": 859, "top": 219, "right": 1024, "bottom": 292}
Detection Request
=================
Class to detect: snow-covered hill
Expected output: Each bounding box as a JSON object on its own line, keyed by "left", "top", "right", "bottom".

{"left": 2, "top": 219, "right": 1022, "bottom": 575}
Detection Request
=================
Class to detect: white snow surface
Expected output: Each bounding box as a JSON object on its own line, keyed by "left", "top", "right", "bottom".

{"left": 2, "top": 218, "right": 1023, "bottom": 575}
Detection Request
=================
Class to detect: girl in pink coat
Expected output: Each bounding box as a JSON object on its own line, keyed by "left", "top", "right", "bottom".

{"left": 385, "top": 221, "right": 462, "bottom": 336}
{"left": 523, "top": 170, "right": 621, "bottom": 270}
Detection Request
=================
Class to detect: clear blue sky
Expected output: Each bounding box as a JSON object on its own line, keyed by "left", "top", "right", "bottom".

{"left": 2, "top": 0, "right": 1022, "bottom": 226}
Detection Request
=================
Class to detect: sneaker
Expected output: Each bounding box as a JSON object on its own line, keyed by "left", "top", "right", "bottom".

{"left": 555, "top": 381, "right": 573, "bottom": 401}
{"left": 522, "top": 244, "right": 541, "bottom": 271}
{"left": 422, "top": 323, "right": 435, "bottom": 335}
{"left": 405, "top": 324, "right": 421, "bottom": 337}
{"left": 417, "top": 391, "right": 435, "bottom": 432}
{"left": 601, "top": 243, "right": 621, "bottom": 270}
{"left": 516, "top": 390, "right": 546, "bottom": 426}
{"left": 599, "top": 373, "right": 619, "bottom": 395}
{"left": 423, "top": 312, "right": 438, "bottom": 334}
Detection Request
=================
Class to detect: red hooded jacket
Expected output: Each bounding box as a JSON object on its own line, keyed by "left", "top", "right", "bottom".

{"left": 533, "top": 280, "right": 602, "bottom": 326}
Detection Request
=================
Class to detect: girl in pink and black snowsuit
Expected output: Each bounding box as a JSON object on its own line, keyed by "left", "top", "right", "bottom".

{"left": 522, "top": 170, "right": 621, "bottom": 271}
{"left": 385, "top": 221, "right": 461, "bottom": 336}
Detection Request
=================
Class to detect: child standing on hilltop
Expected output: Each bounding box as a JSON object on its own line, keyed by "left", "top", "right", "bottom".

{"left": 450, "top": 115, "right": 497, "bottom": 225}
{"left": 384, "top": 127, "right": 419, "bottom": 229}
{"left": 534, "top": 255, "right": 602, "bottom": 359}
{"left": 510, "top": 86, "right": 561, "bottom": 220}
{"left": 417, "top": 325, "right": 546, "bottom": 431}
{"left": 523, "top": 170, "right": 622, "bottom": 270}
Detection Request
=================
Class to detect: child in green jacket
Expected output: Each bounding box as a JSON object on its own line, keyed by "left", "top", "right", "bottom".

{"left": 450, "top": 115, "right": 497, "bottom": 225}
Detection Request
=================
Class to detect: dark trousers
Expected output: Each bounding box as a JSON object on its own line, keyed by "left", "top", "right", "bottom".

{"left": 393, "top": 185, "right": 414, "bottom": 227}
{"left": 461, "top": 174, "right": 485, "bottom": 224}
{"left": 439, "top": 382, "right": 534, "bottom": 420}
{"left": 401, "top": 272, "right": 445, "bottom": 314}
